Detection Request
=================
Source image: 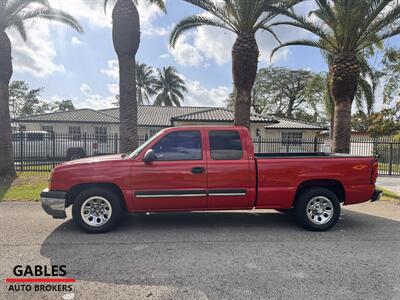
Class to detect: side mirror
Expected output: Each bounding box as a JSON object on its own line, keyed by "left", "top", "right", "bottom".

{"left": 143, "top": 149, "right": 157, "bottom": 163}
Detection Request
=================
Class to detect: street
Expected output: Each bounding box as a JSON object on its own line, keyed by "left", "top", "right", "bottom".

{"left": 0, "top": 202, "right": 399, "bottom": 300}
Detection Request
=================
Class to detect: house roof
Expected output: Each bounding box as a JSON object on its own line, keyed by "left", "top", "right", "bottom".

{"left": 15, "top": 106, "right": 215, "bottom": 127}
{"left": 15, "top": 109, "right": 119, "bottom": 124}
{"left": 14, "top": 106, "right": 326, "bottom": 131}
{"left": 171, "top": 108, "right": 277, "bottom": 124}
{"left": 264, "top": 116, "right": 328, "bottom": 130}
{"left": 100, "top": 106, "right": 215, "bottom": 127}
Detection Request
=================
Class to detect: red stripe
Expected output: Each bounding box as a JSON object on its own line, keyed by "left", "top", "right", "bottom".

{"left": 5, "top": 278, "right": 76, "bottom": 283}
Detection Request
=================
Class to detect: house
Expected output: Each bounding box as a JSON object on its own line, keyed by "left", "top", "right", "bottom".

{"left": 13, "top": 106, "right": 327, "bottom": 143}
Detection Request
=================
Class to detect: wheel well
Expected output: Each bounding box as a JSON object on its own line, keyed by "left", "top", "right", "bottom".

{"left": 294, "top": 179, "right": 345, "bottom": 205}
{"left": 66, "top": 182, "right": 127, "bottom": 211}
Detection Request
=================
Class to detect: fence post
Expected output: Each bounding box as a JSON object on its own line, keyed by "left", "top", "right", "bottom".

{"left": 313, "top": 137, "right": 318, "bottom": 152}
{"left": 83, "top": 132, "right": 87, "bottom": 154}
{"left": 258, "top": 136, "right": 261, "bottom": 153}
{"left": 114, "top": 133, "right": 118, "bottom": 154}
{"left": 19, "top": 129, "right": 24, "bottom": 172}
{"left": 52, "top": 132, "right": 56, "bottom": 169}
{"left": 389, "top": 143, "right": 393, "bottom": 176}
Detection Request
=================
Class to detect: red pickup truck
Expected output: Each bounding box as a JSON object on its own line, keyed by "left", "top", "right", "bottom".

{"left": 41, "top": 126, "right": 381, "bottom": 233}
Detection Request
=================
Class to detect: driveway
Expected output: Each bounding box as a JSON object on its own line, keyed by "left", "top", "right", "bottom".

{"left": 377, "top": 176, "right": 400, "bottom": 194}
{"left": 0, "top": 202, "right": 399, "bottom": 300}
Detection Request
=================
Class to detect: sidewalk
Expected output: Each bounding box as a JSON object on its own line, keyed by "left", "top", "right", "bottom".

{"left": 377, "top": 176, "right": 400, "bottom": 194}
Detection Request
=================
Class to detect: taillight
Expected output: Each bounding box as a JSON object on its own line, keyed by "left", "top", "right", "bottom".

{"left": 371, "top": 160, "right": 378, "bottom": 184}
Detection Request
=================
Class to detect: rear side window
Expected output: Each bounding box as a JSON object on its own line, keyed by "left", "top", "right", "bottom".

{"left": 153, "top": 131, "right": 202, "bottom": 161}
{"left": 26, "top": 133, "right": 44, "bottom": 141}
{"left": 209, "top": 131, "right": 243, "bottom": 160}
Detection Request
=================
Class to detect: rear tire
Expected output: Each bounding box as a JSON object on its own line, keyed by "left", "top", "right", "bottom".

{"left": 294, "top": 187, "right": 340, "bottom": 231}
{"left": 72, "top": 188, "right": 123, "bottom": 233}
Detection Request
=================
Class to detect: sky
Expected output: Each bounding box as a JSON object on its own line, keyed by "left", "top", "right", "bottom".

{"left": 7, "top": 0, "right": 400, "bottom": 111}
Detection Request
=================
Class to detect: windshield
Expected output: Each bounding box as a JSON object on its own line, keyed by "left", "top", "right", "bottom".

{"left": 127, "top": 130, "right": 165, "bottom": 159}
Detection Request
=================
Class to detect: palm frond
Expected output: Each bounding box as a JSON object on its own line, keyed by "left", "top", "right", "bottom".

{"left": 10, "top": 19, "right": 26, "bottom": 40}
{"left": 170, "top": 14, "right": 231, "bottom": 47}
{"left": 4, "top": 1, "right": 83, "bottom": 35}
{"left": 271, "top": 39, "right": 330, "bottom": 59}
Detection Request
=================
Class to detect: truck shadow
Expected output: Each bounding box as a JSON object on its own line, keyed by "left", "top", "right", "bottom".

{"left": 39, "top": 210, "right": 399, "bottom": 298}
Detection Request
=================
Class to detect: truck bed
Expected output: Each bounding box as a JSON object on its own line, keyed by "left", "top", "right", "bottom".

{"left": 255, "top": 152, "right": 372, "bottom": 158}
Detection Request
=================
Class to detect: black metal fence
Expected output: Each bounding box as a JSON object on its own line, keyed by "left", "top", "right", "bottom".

{"left": 13, "top": 131, "right": 400, "bottom": 176}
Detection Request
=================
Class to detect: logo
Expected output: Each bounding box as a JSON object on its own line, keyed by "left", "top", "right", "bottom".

{"left": 5, "top": 264, "right": 75, "bottom": 293}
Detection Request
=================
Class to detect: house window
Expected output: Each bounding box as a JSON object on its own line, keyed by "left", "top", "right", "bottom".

{"left": 281, "top": 132, "right": 303, "bottom": 146}
{"left": 41, "top": 125, "right": 54, "bottom": 133}
{"left": 68, "top": 126, "right": 81, "bottom": 140}
{"left": 95, "top": 127, "right": 108, "bottom": 143}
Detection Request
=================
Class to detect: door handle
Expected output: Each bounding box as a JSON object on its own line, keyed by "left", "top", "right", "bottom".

{"left": 192, "top": 167, "right": 205, "bottom": 174}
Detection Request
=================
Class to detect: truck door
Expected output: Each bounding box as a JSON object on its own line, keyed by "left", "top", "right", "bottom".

{"left": 206, "top": 130, "right": 252, "bottom": 209}
{"left": 132, "top": 129, "right": 208, "bottom": 211}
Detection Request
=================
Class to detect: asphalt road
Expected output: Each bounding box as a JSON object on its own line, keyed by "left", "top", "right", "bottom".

{"left": 0, "top": 202, "right": 399, "bottom": 300}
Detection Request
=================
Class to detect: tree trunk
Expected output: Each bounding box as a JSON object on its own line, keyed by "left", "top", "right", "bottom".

{"left": 329, "top": 52, "right": 360, "bottom": 153}
{"left": 0, "top": 32, "right": 16, "bottom": 179}
{"left": 286, "top": 97, "right": 295, "bottom": 118}
{"left": 112, "top": 0, "right": 140, "bottom": 152}
{"left": 333, "top": 100, "right": 352, "bottom": 153}
{"left": 118, "top": 55, "right": 138, "bottom": 152}
{"left": 232, "top": 33, "right": 259, "bottom": 129}
{"left": 137, "top": 87, "right": 143, "bottom": 105}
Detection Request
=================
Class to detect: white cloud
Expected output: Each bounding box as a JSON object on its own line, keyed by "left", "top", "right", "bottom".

{"left": 169, "top": 34, "right": 205, "bottom": 67}
{"left": 184, "top": 79, "right": 230, "bottom": 107}
{"left": 160, "top": 53, "right": 170, "bottom": 59}
{"left": 80, "top": 83, "right": 92, "bottom": 95}
{"left": 8, "top": 21, "right": 65, "bottom": 77}
{"left": 7, "top": 0, "right": 167, "bottom": 78}
{"left": 168, "top": 2, "right": 315, "bottom": 68}
{"left": 101, "top": 60, "right": 119, "bottom": 79}
{"left": 71, "top": 36, "right": 83, "bottom": 46}
{"left": 50, "top": 0, "right": 168, "bottom": 35}
{"left": 107, "top": 83, "right": 119, "bottom": 95}
{"left": 169, "top": 24, "right": 300, "bottom": 68}
{"left": 77, "top": 94, "right": 117, "bottom": 110}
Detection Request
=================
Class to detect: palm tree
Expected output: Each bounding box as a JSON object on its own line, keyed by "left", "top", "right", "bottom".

{"left": 270, "top": 0, "right": 400, "bottom": 153}
{"left": 104, "top": 0, "right": 166, "bottom": 152}
{"left": 153, "top": 67, "right": 187, "bottom": 106}
{"left": 0, "top": 0, "right": 82, "bottom": 180}
{"left": 136, "top": 62, "right": 157, "bottom": 105}
{"left": 170, "top": 0, "right": 300, "bottom": 128}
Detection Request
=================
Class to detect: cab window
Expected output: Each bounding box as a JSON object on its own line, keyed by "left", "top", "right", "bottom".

{"left": 209, "top": 130, "right": 243, "bottom": 160}
{"left": 153, "top": 131, "right": 202, "bottom": 161}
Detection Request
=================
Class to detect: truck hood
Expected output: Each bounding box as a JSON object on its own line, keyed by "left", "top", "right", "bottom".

{"left": 59, "top": 154, "right": 124, "bottom": 167}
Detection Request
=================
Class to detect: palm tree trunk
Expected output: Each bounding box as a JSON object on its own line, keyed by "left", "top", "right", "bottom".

{"left": 0, "top": 32, "right": 16, "bottom": 180}
{"left": 137, "top": 87, "right": 143, "bottom": 105}
{"left": 232, "top": 33, "right": 259, "bottom": 129}
{"left": 112, "top": 0, "right": 140, "bottom": 153}
{"left": 330, "top": 52, "right": 360, "bottom": 153}
{"left": 332, "top": 100, "right": 352, "bottom": 153}
{"left": 118, "top": 54, "right": 138, "bottom": 152}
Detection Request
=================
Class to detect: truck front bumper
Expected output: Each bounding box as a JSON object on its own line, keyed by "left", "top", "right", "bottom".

{"left": 371, "top": 190, "right": 382, "bottom": 202}
{"left": 40, "top": 188, "right": 67, "bottom": 219}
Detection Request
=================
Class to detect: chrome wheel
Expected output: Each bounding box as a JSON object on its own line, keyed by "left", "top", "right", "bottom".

{"left": 81, "top": 196, "right": 112, "bottom": 227}
{"left": 306, "top": 196, "right": 334, "bottom": 225}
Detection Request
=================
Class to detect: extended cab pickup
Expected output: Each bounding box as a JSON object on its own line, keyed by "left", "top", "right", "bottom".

{"left": 40, "top": 126, "right": 381, "bottom": 233}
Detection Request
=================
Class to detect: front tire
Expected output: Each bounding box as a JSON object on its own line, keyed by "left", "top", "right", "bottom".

{"left": 72, "top": 188, "right": 123, "bottom": 233}
{"left": 294, "top": 188, "right": 340, "bottom": 231}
